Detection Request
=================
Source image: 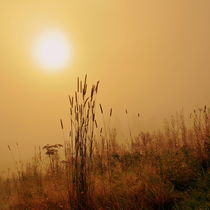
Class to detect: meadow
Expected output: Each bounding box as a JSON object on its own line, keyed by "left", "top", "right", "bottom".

{"left": 0, "top": 76, "right": 209, "bottom": 210}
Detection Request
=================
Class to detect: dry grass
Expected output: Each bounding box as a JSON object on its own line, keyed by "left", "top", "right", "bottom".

{"left": 0, "top": 76, "right": 210, "bottom": 210}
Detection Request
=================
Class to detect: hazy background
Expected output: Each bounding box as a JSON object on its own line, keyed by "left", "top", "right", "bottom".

{"left": 0, "top": 0, "right": 210, "bottom": 170}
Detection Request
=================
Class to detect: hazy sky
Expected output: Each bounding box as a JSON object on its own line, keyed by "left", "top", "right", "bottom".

{"left": 0, "top": 0, "right": 210, "bottom": 169}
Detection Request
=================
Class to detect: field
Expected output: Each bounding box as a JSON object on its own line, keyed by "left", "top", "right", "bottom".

{"left": 0, "top": 77, "right": 209, "bottom": 210}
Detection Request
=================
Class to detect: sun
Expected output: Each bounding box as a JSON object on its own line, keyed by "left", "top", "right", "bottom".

{"left": 33, "top": 30, "right": 72, "bottom": 72}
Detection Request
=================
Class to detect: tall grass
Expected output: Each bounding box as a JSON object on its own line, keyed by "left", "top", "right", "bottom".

{"left": 61, "top": 75, "right": 99, "bottom": 209}
{"left": 0, "top": 76, "right": 209, "bottom": 210}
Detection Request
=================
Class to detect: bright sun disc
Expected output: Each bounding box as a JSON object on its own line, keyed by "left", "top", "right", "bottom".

{"left": 34, "top": 30, "right": 72, "bottom": 72}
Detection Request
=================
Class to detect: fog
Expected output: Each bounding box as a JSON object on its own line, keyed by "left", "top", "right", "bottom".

{"left": 0, "top": 0, "right": 210, "bottom": 170}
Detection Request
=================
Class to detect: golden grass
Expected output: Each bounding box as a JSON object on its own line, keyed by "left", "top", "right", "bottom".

{"left": 0, "top": 76, "right": 209, "bottom": 210}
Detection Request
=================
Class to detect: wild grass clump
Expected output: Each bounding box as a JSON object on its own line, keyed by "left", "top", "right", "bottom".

{"left": 0, "top": 76, "right": 210, "bottom": 209}
{"left": 61, "top": 75, "right": 100, "bottom": 209}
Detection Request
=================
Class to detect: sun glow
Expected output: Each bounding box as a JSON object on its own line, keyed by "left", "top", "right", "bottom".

{"left": 33, "top": 30, "right": 72, "bottom": 72}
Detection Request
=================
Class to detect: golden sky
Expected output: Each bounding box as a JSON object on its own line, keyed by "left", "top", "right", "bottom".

{"left": 0, "top": 0, "right": 210, "bottom": 168}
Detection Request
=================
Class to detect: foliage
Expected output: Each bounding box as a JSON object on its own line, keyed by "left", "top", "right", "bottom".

{"left": 1, "top": 76, "right": 210, "bottom": 209}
